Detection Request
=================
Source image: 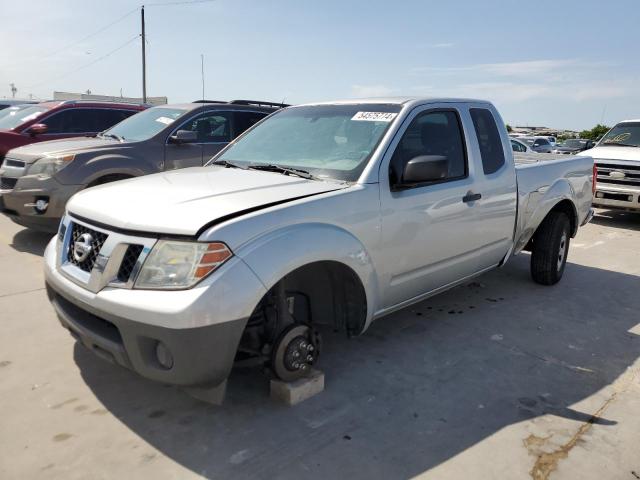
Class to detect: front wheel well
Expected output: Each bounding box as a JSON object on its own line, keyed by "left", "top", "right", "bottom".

{"left": 239, "top": 261, "right": 367, "bottom": 358}
{"left": 86, "top": 173, "right": 134, "bottom": 188}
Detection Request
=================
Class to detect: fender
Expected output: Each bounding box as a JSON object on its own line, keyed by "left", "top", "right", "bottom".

{"left": 235, "top": 222, "right": 380, "bottom": 331}
{"left": 514, "top": 178, "right": 578, "bottom": 253}
{"left": 57, "top": 154, "right": 156, "bottom": 186}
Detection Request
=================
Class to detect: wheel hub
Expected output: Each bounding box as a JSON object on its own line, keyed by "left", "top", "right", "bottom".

{"left": 271, "top": 324, "right": 321, "bottom": 382}
{"left": 557, "top": 232, "right": 567, "bottom": 271}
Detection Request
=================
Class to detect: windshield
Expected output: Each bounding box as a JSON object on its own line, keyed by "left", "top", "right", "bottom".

{"left": 104, "top": 107, "right": 186, "bottom": 141}
{"left": 210, "top": 104, "right": 402, "bottom": 181}
{"left": 599, "top": 122, "right": 640, "bottom": 147}
{"left": 0, "top": 105, "right": 48, "bottom": 130}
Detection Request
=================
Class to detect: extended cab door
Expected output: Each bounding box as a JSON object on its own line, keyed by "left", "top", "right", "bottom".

{"left": 378, "top": 103, "right": 516, "bottom": 309}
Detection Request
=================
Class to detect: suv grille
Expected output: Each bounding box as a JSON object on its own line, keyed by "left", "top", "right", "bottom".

{"left": 117, "top": 244, "right": 144, "bottom": 283}
{"left": 0, "top": 177, "right": 17, "bottom": 190}
{"left": 596, "top": 162, "right": 640, "bottom": 187}
{"left": 67, "top": 223, "right": 108, "bottom": 272}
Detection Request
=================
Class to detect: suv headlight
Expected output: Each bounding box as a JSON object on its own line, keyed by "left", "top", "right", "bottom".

{"left": 134, "top": 240, "right": 232, "bottom": 290}
{"left": 28, "top": 154, "right": 75, "bottom": 177}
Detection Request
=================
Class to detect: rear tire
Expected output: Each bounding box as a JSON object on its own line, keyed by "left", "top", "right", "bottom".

{"left": 530, "top": 212, "right": 570, "bottom": 285}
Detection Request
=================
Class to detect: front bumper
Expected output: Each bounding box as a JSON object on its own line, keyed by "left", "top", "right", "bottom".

{"left": 0, "top": 174, "right": 82, "bottom": 232}
{"left": 44, "top": 237, "right": 266, "bottom": 388}
{"left": 593, "top": 184, "right": 640, "bottom": 212}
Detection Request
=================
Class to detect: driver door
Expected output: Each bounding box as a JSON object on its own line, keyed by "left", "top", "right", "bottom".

{"left": 378, "top": 106, "right": 488, "bottom": 308}
{"left": 164, "top": 112, "right": 231, "bottom": 170}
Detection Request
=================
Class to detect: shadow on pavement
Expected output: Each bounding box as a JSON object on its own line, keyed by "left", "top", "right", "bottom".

{"left": 73, "top": 254, "right": 640, "bottom": 479}
{"left": 10, "top": 228, "right": 53, "bottom": 256}
{"left": 592, "top": 209, "right": 640, "bottom": 232}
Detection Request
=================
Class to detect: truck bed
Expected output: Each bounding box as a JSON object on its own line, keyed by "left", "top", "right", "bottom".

{"left": 512, "top": 152, "right": 594, "bottom": 255}
{"left": 514, "top": 152, "right": 588, "bottom": 164}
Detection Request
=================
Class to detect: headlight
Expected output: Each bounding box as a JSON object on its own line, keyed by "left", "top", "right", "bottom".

{"left": 27, "top": 154, "right": 75, "bottom": 177}
{"left": 134, "top": 240, "right": 232, "bottom": 290}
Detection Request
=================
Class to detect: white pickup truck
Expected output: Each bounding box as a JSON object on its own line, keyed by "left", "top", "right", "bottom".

{"left": 582, "top": 119, "right": 640, "bottom": 212}
{"left": 43, "top": 97, "right": 595, "bottom": 401}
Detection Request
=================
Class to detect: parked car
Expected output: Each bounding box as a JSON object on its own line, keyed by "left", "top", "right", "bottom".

{"left": 0, "top": 100, "right": 147, "bottom": 166}
{"left": 0, "top": 104, "right": 35, "bottom": 121}
{"left": 43, "top": 97, "right": 594, "bottom": 402}
{"left": 552, "top": 138, "right": 595, "bottom": 155}
{"left": 583, "top": 119, "right": 640, "bottom": 212}
{"left": 0, "top": 99, "right": 38, "bottom": 111}
{"left": 0, "top": 100, "right": 284, "bottom": 232}
{"left": 519, "top": 136, "right": 554, "bottom": 153}
{"left": 511, "top": 137, "right": 534, "bottom": 153}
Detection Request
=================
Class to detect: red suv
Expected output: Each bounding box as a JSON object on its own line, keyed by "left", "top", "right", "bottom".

{"left": 0, "top": 101, "right": 147, "bottom": 165}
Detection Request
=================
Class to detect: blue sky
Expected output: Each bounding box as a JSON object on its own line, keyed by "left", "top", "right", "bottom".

{"left": 1, "top": 0, "right": 638, "bottom": 130}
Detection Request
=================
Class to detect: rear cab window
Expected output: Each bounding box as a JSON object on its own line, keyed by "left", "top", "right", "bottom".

{"left": 470, "top": 108, "right": 506, "bottom": 174}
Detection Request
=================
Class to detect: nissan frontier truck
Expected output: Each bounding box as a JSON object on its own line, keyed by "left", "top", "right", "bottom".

{"left": 43, "top": 97, "right": 595, "bottom": 402}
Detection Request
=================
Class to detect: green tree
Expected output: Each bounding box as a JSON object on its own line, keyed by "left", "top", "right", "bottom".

{"left": 506, "top": 124, "right": 513, "bottom": 133}
{"left": 579, "top": 124, "right": 610, "bottom": 140}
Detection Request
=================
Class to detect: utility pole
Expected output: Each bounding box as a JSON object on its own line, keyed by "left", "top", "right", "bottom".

{"left": 10, "top": 83, "right": 17, "bottom": 99}
{"left": 201, "top": 54, "right": 205, "bottom": 100}
{"left": 141, "top": 5, "right": 147, "bottom": 103}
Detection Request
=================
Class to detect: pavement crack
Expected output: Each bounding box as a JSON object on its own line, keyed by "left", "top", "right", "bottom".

{"left": 526, "top": 392, "right": 617, "bottom": 480}
{"left": 0, "top": 287, "right": 45, "bottom": 299}
{"left": 525, "top": 365, "right": 639, "bottom": 480}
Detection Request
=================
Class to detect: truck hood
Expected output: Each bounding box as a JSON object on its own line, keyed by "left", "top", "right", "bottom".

{"left": 7, "top": 137, "right": 128, "bottom": 163}
{"left": 583, "top": 146, "right": 640, "bottom": 162}
{"left": 67, "top": 167, "right": 347, "bottom": 236}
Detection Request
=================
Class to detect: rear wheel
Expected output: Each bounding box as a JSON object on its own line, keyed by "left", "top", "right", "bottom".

{"left": 530, "top": 211, "right": 570, "bottom": 285}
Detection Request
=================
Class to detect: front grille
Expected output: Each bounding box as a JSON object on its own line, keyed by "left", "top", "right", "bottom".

{"left": 117, "top": 244, "right": 144, "bottom": 282}
{"left": 0, "top": 177, "right": 17, "bottom": 190}
{"left": 3, "top": 159, "right": 25, "bottom": 168}
{"left": 67, "top": 223, "right": 108, "bottom": 272}
{"left": 596, "top": 162, "right": 640, "bottom": 187}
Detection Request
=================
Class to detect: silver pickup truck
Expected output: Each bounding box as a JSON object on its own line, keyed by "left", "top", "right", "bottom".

{"left": 43, "top": 97, "right": 595, "bottom": 401}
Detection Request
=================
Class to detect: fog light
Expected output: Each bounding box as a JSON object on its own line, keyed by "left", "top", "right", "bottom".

{"left": 595, "top": 192, "right": 603, "bottom": 198}
{"left": 155, "top": 341, "right": 174, "bottom": 369}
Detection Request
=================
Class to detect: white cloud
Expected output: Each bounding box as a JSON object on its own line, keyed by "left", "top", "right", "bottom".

{"left": 408, "top": 58, "right": 629, "bottom": 103}
{"left": 428, "top": 42, "right": 455, "bottom": 48}
{"left": 351, "top": 84, "right": 394, "bottom": 97}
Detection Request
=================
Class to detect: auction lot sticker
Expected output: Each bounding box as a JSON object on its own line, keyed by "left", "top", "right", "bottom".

{"left": 352, "top": 111, "right": 398, "bottom": 122}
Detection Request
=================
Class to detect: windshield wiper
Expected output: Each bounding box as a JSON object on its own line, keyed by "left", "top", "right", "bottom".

{"left": 248, "top": 164, "right": 315, "bottom": 180}
{"left": 210, "top": 159, "right": 247, "bottom": 169}
{"left": 99, "top": 132, "right": 124, "bottom": 142}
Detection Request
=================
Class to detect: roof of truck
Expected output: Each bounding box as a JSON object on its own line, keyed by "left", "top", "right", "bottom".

{"left": 299, "top": 96, "right": 492, "bottom": 106}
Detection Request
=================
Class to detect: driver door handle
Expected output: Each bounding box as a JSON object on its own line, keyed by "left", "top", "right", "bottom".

{"left": 462, "top": 192, "right": 482, "bottom": 203}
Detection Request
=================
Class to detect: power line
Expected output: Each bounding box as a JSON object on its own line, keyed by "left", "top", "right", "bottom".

{"left": 26, "top": 35, "right": 141, "bottom": 90}
{"left": 145, "top": 0, "right": 218, "bottom": 6}
{"left": 6, "top": 6, "right": 139, "bottom": 68}
{"left": 43, "top": 7, "right": 139, "bottom": 60}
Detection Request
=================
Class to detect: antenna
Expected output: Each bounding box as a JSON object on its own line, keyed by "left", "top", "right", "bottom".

{"left": 201, "top": 54, "right": 205, "bottom": 101}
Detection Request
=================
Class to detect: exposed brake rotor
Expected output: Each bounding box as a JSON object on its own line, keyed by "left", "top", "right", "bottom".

{"left": 271, "top": 324, "right": 321, "bottom": 382}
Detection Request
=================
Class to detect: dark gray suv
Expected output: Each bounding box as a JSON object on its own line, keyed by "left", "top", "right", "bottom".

{"left": 0, "top": 100, "right": 285, "bottom": 231}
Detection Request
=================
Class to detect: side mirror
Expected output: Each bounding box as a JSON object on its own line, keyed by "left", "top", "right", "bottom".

{"left": 28, "top": 123, "right": 48, "bottom": 136}
{"left": 169, "top": 130, "right": 197, "bottom": 144}
{"left": 401, "top": 155, "right": 449, "bottom": 185}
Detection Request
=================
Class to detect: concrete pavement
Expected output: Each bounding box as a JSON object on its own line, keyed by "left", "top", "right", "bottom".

{"left": 0, "top": 210, "right": 639, "bottom": 480}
